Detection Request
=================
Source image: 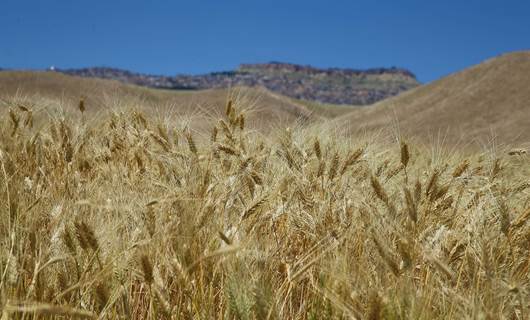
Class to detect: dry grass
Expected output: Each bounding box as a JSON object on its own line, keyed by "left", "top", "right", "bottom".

{"left": 339, "top": 51, "right": 530, "bottom": 148}
{"left": 0, "top": 92, "right": 529, "bottom": 320}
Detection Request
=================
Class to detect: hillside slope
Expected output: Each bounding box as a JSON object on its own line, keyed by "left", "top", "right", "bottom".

{"left": 58, "top": 62, "right": 419, "bottom": 105}
{"left": 0, "top": 71, "right": 336, "bottom": 132}
{"left": 338, "top": 51, "right": 530, "bottom": 147}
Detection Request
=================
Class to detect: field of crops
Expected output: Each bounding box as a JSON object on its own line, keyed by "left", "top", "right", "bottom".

{"left": 1, "top": 98, "right": 529, "bottom": 319}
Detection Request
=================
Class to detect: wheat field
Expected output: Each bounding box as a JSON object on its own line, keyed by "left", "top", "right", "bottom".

{"left": 0, "top": 95, "right": 529, "bottom": 319}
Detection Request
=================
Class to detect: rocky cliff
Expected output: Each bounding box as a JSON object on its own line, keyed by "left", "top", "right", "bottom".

{"left": 58, "top": 62, "right": 419, "bottom": 105}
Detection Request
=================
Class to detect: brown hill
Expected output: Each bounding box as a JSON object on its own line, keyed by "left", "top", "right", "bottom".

{"left": 337, "top": 51, "right": 530, "bottom": 148}
{"left": 0, "top": 71, "right": 344, "bottom": 133}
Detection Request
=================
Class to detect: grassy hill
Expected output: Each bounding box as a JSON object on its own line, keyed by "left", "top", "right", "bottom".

{"left": 337, "top": 51, "right": 530, "bottom": 148}
{"left": 0, "top": 71, "right": 353, "bottom": 134}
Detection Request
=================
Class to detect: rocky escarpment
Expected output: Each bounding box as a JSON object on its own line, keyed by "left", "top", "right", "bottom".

{"left": 57, "top": 62, "right": 419, "bottom": 105}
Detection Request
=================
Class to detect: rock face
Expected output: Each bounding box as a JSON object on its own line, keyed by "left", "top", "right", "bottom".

{"left": 57, "top": 62, "right": 419, "bottom": 105}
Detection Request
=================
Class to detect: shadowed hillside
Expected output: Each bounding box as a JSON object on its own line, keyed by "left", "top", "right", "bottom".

{"left": 338, "top": 51, "right": 530, "bottom": 148}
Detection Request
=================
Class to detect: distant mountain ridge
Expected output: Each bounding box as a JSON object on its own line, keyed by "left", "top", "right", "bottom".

{"left": 238, "top": 62, "right": 416, "bottom": 77}
{"left": 55, "top": 62, "right": 419, "bottom": 105}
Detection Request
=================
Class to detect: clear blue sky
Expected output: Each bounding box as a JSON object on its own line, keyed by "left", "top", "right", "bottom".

{"left": 1, "top": 0, "right": 529, "bottom": 82}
